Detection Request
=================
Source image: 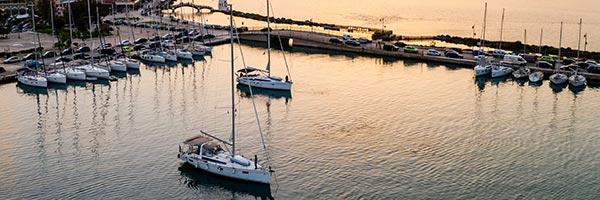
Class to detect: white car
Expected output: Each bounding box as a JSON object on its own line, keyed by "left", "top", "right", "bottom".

{"left": 425, "top": 49, "right": 442, "bottom": 56}
{"left": 117, "top": 40, "right": 131, "bottom": 47}
{"left": 3, "top": 56, "right": 20, "bottom": 64}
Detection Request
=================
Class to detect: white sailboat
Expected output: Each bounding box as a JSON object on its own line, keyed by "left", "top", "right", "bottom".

{"left": 474, "top": 2, "right": 490, "bottom": 76}
{"left": 237, "top": 0, "right": 292, "bottom": 91}
{"left": 17, "top": 68, "right": 48, "bottom": 88}
{"left": 550, "top": 21, "right": 567, "bottom": 85}
{"left": 178, "top": 5, "right": 272, "bottom": 184}
{"left": 109, "top": 60, "right": 128, "bottom": 72}
{"left": 512, "top": 67, "right": 530, "bottom": 79}
{"left": 57, "top": 66, "right": 87, "bottom": 81}
{"left": 75, "top": 64, "right": 111, "bottom": 79}
{"left": 140, "top": 50, "right": 166, "bottom": 63}
{"left": 118, "top": 57, "right": 141, "bottom": 69}
{"left": 491, "top": 65, "right": 514, "bottom": 78}
{"left": 30, "top": 2, "right": 66, "bottom": 84}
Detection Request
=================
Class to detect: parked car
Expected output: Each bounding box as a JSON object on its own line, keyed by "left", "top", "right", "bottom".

{"left": 562, "top": 58, "right": 576, "bottom": 65}
{"left": 117, "top": 40, "right": 131, "bottom": 47}
{"left": 43, "top": 51, "right": 56, "bottom": 58}
{"left": 519, "top": 53, "right": 539, "bottom": 63}
{"left": 3, "top": 56, "right": 20, "bottom": 64}
{"left": 21, "top": 53, "right": 39, "bottom": 61}
{"left": 148, "top": 42, "right": 161, "bottom": 48}
{"left": 122, "top": 46, "right": 134, "bottom": 53}
{"left": 445, "top": 51, "right": 464, "bottom": 59}
{"left": 536, "top": 61, "right": 553, "bottom": 69}
{"left": 98, "top": 43, "right": 112, "bottom": 49}
{"left": 98, "top": 48, "right": 116, "bottom": 55}
{"left": 77, "top": 46, "right": 91, "bottom": 53}
{"left": 383, "top": 44, "right": 400, "bottom": 51}
{"left": 344, "top": 40, "right": 361, "bottom": 46}
{"left": 55, "top": 57, "right": 72, "bottom": 63}
{"left": 133, "top": 44, "right": 145, "bottom": 51}
{"left": 329, "top": 38, "right": 343, "bottom": 44}
{"left": 425, "top": 49, "right": 442, "bottom": 56}
{"left": 149, "top": 35, "right": 161, "bottom": 42}
{"left": 72, "top": 53, "right": 90, "bottom": 60}
{"left": 135, "top": 37, "right": 148, "bottom": 44}
{"left": 472, "top": 50, "right": 485, "bottom": 56}
{"left": 357, "top": 38, "right": 371, "bottom": 44}
{"left": 490, "top": 49, "right": 507, "bottom": 58}
{"left": 501, "top": 55, "right": 527, "bottom": 66}
{"left": 539, "top": 56, "right": 555, "bottom": 64}
{"left": 403, "top": 46, "right": 418, "bottom": 54}
{"left": 394, "top": 41, "right": 407, "bottom": 48}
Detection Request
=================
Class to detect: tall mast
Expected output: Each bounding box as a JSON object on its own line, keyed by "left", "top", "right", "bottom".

{"left": 125, "top": 3, "right": 136, "bottom": 44}
{"left": 480, "top": 2, "right": 487, "bottom": 50}
{"left": 558, "top": 21, "right": 563, "bottom": 63}
{"left": 523, "top": 29, "right": 527, "bottom": 53}
{"left": 31, "top": 1, "right": 45, "bottom": 74}
{"left": 539, "top": 28, "right": 543, "bottom": 54}
{"left": 229, "top": 4, "right": 236, "bottom": 156}
{"left": 577, "top": 18, "right": 582, "bottom": 59}
{"left": 86, "top": 0, "right": 95, "bottom": 64}
{"left": 112, "top": 3, "right": 124, "bottom": 53}
{"left": 499, "top": 8, "right": 504, "bottom": 49}
{"left": 266, "top": 0, "right": 271, "bottom": 76}
{"left": 50, "top": 1, "right": 55, "bottom": 37}
{"left": 68, "top": 2, "right": 73, "bottom": 45}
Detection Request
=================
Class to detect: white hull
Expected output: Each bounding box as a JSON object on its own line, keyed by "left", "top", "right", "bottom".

{"left": 119, "top": 58, "right": 140, "bottom": 69}
{"left": 512, "top": 68, "right": 530, "bottom": 79}
{"left": 238, "top": 76, "right": 292, "bottom": 91}
{"left": 474, "top": 65, "right": 491, "bottom": 76}
{"left": 76, "top": 65, "right": 111, "bottom": 79}
{"left": 18, "top": 75, "right": 48, "bottom": 88}
{"left": 179, "top": 154, "right": 271, "bottom": 184}
{"left": 58, "top": 68, "right": 87, "bottom": 81}
{"left": 45, "top": 73, "right": 67, "bottom": 84}
{"left": 176, "top": 50, "right": 194, "bottom": 60}
{"left": 110, "top": 61, "right": 128, "bottom": 72}
{"left": 160, "top": 51, "right": 178, "bottom": 62}
{"left": 140, "top": 54, "right": 166, "bottom": 63}
{"left": 491, "top": 66, "right": 513, "bottom": 78}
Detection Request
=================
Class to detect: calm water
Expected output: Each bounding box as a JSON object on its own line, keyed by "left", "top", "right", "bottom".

{"left": 177, "top": 0, "right": 600, "bottom": 51}
{"left": 2, "top": 44, "right": 600, "bottom": 199}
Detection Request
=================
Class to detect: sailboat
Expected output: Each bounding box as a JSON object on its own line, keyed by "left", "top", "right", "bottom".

{"left": 550, "top": 22, "right": 567, "bottom": 85}
{"left": 17, "top": 68, "right": 48, "bottom": 88}
{"left": 568, "top": 72, "right": 587, "bottom": 87}
{"left": 30, "top": 2, "right": 66, "bottom": 84}
{"left": 237, "top": 0, "right": 292, "bottom": 91}
{"left": 528, "top": 71, "right": 544, "bottom": 83}
{"left": 178, "top": 4, "right": 272, "bottom": 184}
{"left": 474, "top": 2, "right": 491, "bottom": 77}
{"left": 56, "top": 1, "right": 87, "bottom": 81}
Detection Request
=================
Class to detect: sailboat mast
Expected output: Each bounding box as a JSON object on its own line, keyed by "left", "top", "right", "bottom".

{"left": 558, "top": 21, "right": 563, "bottom": 62}
{"left": 229, "top": 4, "right": 236, "bottom": 156}
{"left": 31, "top": 1, "right": 45, "bottom": 73}
{"left": 68, "top": 2, "right": 73, "bottom": 44}
{"left": 266, "top": 0, "right": 271, "bottom": 76}
{"left": 577, "top": 18, "right": 582, "bottom": 59}
{"left": 86, "top": 0, "right": 95, "bottom": 64}
{"left": 499, "top": 8, "right": 504, "bottom": 49}
{"left": 126, "top": 4, "right": 136, "bottom": 45}
{"left": 481, "top": 2, "right": 487, "bottom": 50}
{"left": 112, "top": 3, "right": 124, "bottom": 53}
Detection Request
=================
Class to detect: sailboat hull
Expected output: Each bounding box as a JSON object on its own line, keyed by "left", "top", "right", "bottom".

{"left": 179, "top": 154, "right": 271, "bottom": 184}
{"left": 237, "top": 76, "right": 292, "bottom": 91}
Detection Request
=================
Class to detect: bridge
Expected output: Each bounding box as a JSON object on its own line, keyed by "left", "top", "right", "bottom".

{"left": 169, "top": 2, "right": 215, "bottom": 13}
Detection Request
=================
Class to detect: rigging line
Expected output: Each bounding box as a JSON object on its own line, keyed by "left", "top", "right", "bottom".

{"left": 232, "top": 19, "right": 268, "bottom": 151}
{"left": 268, "top": 0, "right": 293, "bottom": 81}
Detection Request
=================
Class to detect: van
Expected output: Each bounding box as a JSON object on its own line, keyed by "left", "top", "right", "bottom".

{"left": 501, "top": 55, "right": 527, "bottom": 66}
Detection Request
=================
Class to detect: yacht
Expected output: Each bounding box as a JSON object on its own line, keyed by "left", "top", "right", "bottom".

{"left": 159, "top": 50, "right": 178, "bottom": 62}
{"left": 75, "top": 64, "right": 110, "bottom": 79}
{"left": 237, "top": 0, "right": 293, "bottom": 91}
{"left": 178, "top": 7, "right": 273, "bottom": 184}
{"left": 491, "top": 65, "right": 514, "bottom": 78}
{"left": 17, "top": 68, "right": 47, "bottom": 88}
{"left": 512, "top": 67, "right": 530, "bottom": 79}
{"left": 118, "top": 57, "right": 140, "bottom": 69}
{"left": 569, "top": 73, "right": 587, "bottom": 87}
{"left": 109, "top": 60, "right": 128, "bottom": 72}
{"left": 176, "top": 49, "right": 194, "bottom": 60}
{"left": 57, "top": 67, "right": 87, "bottom": 81}
{"left": 140, "top": 51, "right": 166, "bottom": 63}
{"left": 529, "top": 71, "right": 544, "bottom": 83}
{"left": 549, "top": 73, "right": 568, "bottom": 85}
{"left": 474, "top": 55, "right": 491, "bottom": 76}
{"left": 45, "top": 72, "right": 67, "bottom": 84}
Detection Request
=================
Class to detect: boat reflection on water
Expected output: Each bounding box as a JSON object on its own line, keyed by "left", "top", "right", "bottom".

{"left": 16, "top": 83, "right": 48, "bottom": 95}
{"left": 237, "top": 84, "right": 292, "bottom": 102}
{"left": 177, "top": 163, "right": 274, "bottom": 200}
{"left": 568, "top": 84, "right": 586, "bottom": 95}
{"left": 549, "top": 82, "right": 567, "bottom": 93}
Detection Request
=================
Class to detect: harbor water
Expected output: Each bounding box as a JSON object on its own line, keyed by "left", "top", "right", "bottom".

{"left": 1, "top": 44, "right": 600, "bottom": 199}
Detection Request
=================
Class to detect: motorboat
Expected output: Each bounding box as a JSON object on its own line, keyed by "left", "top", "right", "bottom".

{"left": 237, "top": 67, "right": 292, "bottom": 91}
{"left": 549, "top": 73, "right": 568, "bottom": 85}
{"left": 529, "top": 71, "right": 544, "bottom": 82}
{"left": 17, "top": 68, "right": 47, "bottom": 88}
{"left": 159, "top": 50, "right": 178, "bottom": 62}
{"left": 569, "top": 73, "right": 587, "bottom": 87}
{"left": 512, "top": 67, "right": 530, "bottom": 79}
{"left": 176, "top": 49, "right": 194, "bottom": 60}
{"left": 109, "top": 60, "right": 128, "bottom": 72}
{"left": 474, "top": 55, "right": 491, "bottom": 76}
{"left": 75, "top": 64, "right": 111, "bottom": 79}
{"left": 491, "top": 65, "right": 514, "bottom": 78}
{"left": 140, "top": 51, "right": 166, "bottom": 63}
